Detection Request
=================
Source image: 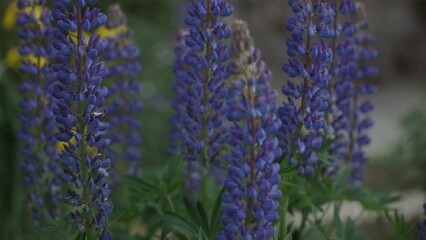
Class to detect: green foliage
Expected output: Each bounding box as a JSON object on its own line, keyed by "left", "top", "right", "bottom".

{"left": 161, "top": 188, "right": 224, "bottom": 240}
{"left": 389, "top": 104, "right": 426, "bottom": 188}
{"left": 384, "top": 209, "right": 416, "bottom": 239}
{"left": 277, "top": 139, "right": 400, "bottom": 240}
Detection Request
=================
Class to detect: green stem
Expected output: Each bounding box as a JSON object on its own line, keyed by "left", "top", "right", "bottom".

{"left": 76, "top": 6, "right": 92, "bottom": 240}
{"left": 167, "top": 195, "right": 176, "bottom": 213}
{"left": 243, "top": 52, "right": 256, "bottom": 228}
{"left": 278, "top": 194, "right": 290, "bottom": 238}
{"left": 200, "top": 0, "right": 212, "bottom": 166}
{"left": 32, "top": 3, "right": 49, "bottom": 223}
{"left": 299, "top": 211, "right": 308, "bottom": 237}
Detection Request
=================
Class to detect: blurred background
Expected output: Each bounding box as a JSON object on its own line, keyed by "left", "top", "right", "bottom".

{"left": 0, "top": 0, "right": 425, "bottom": 239}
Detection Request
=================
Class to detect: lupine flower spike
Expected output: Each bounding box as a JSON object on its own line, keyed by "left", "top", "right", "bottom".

{"left": 172, "top": 0, "right": 233, "bottom": 193}
{"left": 103, "top": 4, "right": 143, "bottom": 177}
{"left": 17, "top": 0, "right": 61, "bottom": 225}
{"left": 279, "top": 0, "right": 335, "bottom": 175}
{"left": 218, "top": 20, "right": 282, "bottom": 240}
{"left": 327, "top": 0, "right": 360, "bottom": 177}
{"left": 169, "top": 28, "right": 190, "bottom": 157}
{"left": 347, "top": 2, "right": 378, "bottom": 186}
{"left": 51, "top": 0, "right": 112, "bottom": 238}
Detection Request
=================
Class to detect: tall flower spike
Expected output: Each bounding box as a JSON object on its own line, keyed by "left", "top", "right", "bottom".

{"left": 279, "top": 0, "right": 335, "bottom": 175}
{"left": 16, "top": 0, "right": 61, "bottom": 225}
{"left": 347, "top": 1, "right": 378, "bottom": 186}
{"left": 103, "top": 4, "right": 143, "bottom": 177}
{"left": 172, "top": 0, "right": 233, "bottom": 194}
{"left": 326, "top": 0, "right": 360, "bottom": 177}
{"left": 419, "top": 203, "right": 426, "bottom": 240}
{"left": 218, "top": 20, "right": 282, "bottom": 240}
{"left": 169, "top": 28, "right": 190, "bottom": 156}
{"left": 51, "top": 0, "right": 112, "bottom": 238}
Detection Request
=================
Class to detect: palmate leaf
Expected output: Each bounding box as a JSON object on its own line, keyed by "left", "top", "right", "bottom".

{"left": 209, "top": 187, "right": 224, "bottom": 236}
{"left": 163, "top": 188, "right": 224, "bottom": 240}
{"left": 162, "top": 212, "right": 198, "bottom": 239}
{"left": 284, "top": 232, "right": 293, "bottom": 240}
{"left": 384, "top": 209, "right": 416, "bottom": 239}
{"left": 119, "top": 174, "right": 159, "bottom": 196}
{"left": 24, "top": 218, "right": 79, "bottom": 240}
{"left": 183, "top": 197, "right": 207, "bottom": 232}
{"left": 308, "top": 221, "right": 328, "bottom": 240}
{"left": 197, "top": 227, "right": 208, "bottom": 240}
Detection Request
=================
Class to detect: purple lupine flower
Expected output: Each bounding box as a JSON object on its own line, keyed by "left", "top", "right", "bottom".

{"left": 171, "top": 0, "right": 233, "bottom": 194}
{"left": 419, "top": 204, "right": 426, "bottom": 240}
{"left": 326, "top": 0, "right": 360, "bottom": 177}
{"left": 169, "top": 29, "right": 189, "bottom": 157}
{"left": 103, "top": 4, "right": 143, "bottom": 177}
{"left": 323, "top": 1, "right": 377, "bottom": 185}
{"left": 51, "top": 0, "right": 112, "bottom": 238}
{"left": 169, "top": 28, "right": 211, "bottom": 192}
{"left": 279, "top": 0, "right": 335, "bottom": 175}
{"left": 347, "top": 4, "right": 378, "bottom": 186}
{"left": 16, "top": 0, "right": 61, "bottom": 225}
{"left": 218, "top": 20, "right": 282, "bottom": 240}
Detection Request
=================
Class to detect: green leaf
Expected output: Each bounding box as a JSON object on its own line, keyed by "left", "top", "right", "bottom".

{"left": 333, "top": 204, "right": 343, "bottom": 238}
{"left": 209, "top": 187, "right": 224, "bottom": 236}
{"left": 343, "top": 218, "right": 356, "bottom": 240}
{"left": 308, "top": 221, "right": 328, "bottom": 240}
{"left": 183, "top": 197, "right": 203, "bottom": 227}
{"left": 196, "top": 201, "right": 209, "bottom": 235}
{"left": 119, "top": 175, "right": 158, "bottom": 194}
{"left": 384, "top": 209, "right": 416, "bottom": 239}
{"left": 162, "top": 212, "right": 198, "bottom": 238}
{"left": 75, "top": 233, "right": 85, "bottom": 240}
{"left": 197, "top": 227, "right": 208, "bottom": 240}
{"left": 284, "top": 232, "right": 293, "bottom": 240}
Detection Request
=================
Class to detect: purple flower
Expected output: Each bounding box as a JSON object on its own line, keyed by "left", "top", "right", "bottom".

{"left": 327, "top": 1, "right": 378, "bottom": 185}
{"left": 279, "top": 0, "right": 335, "bottom": 176}
{"left": 169, "top": 28, "right": 190, "bottom": 157}
{"left": 171, "top": 0, "right": 233, "bottom": 194}
{"left": 16, "top": 0, "right": 61, "bottom": 225}
{"left": 419, "top": 204, "right": 426, "bottom": 240}
{"left": 218, "top": 20, "right": 282, "bottom": 240}
{"left": 347, "top": 18, "right": 378, "bottom": 186}
{"left": 52, "top": 0, "right": 112, "bottom": 237}
{"left": 103, "top": 4, "right": 143, "bottom": 177}
{"left": 327, "top": 0, "right": 360, "bottom": 177}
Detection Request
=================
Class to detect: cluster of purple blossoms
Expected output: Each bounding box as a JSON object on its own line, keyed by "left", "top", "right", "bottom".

{"left": 169, "top": 28, "right": 190, "bottom": 157}
{"left": 419, "top": 203, "right": 426, "bottom": 240}
{"left": 104, "top": 4, "right": 143, "bottom": 177}
{"left": 51, "top": 0, "right": 112, "bottom": 238}
{"left": 17, "top": 0, "right": 61, "bottom": 225}
{"left": 347, "top": 15, "right": 378, "bottom": 185}
{"left": 327, "top": 0, "right": 360, "bottom": 177}
{"left": 279, "top": 0, "right": 335, "bottom": 175}
{"left": 218, "top": 20, "right": 282, "bottom": 240}
{"left": 171, "top": 0, "right": 233, "bottom": 193}
{"left": 325, "top": 1, "right": 377, "bottom": 185}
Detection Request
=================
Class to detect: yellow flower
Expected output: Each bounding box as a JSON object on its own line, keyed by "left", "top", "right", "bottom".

{"left": 5, "top": 47, "right": 48, "bottom": 69}
{"left": 96, "top": 25, "right": 128, "bottom": 39}
{"left": 5, "top": 47, "right": 21, "bottom": 69}
{"left": 2, "top": 1, "right": 44, "bottom": 30}
{"left": 2, "top": 1, "right": 18, "bottom": 30}
{"left": 55, "top": 128, "right": 97, "bottom": 155}
{"left": 69, "top": 31, "right": 92, "bottom": 43}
